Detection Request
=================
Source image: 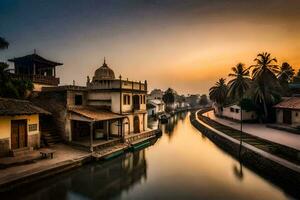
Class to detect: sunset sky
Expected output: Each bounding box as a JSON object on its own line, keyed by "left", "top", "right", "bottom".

{"left": 1, "top": 0, "right": 300, "bottom": 94}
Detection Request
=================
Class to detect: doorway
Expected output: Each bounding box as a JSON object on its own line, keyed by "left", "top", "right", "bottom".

{"left": 283, "top": 109, "right": 292, "bottom": 124}
{"left": 134, "top": 116, "right": 140, "bottom": 133}
{"left": 11, "top": 120, "right": 27, "bottom": 149}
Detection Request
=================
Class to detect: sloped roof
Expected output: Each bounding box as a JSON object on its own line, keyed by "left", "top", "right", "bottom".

{"left": 8, "top": 53, "right": 63, "bottom": 66}
{"left": 274, "top": 97, "right": 300, "bottom": 110}
{"left": 0, "top": 98, "right": 51, "bottom": 116}
{"left": 148, "top": 99, "right": 164, "bottom": 105}
{"left": 146, "top": 103, "right": 156, "bottom": 109}
{"left": 68, "top": 106, "right": 125, "bottom": 121}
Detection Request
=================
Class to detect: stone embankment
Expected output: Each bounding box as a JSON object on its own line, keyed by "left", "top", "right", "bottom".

{"left": 190, "top": 109, "right": 300, "bottom": 199}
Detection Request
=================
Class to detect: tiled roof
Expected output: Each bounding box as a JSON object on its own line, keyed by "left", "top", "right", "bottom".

{"left": 68, "top": 106, "right": 125, "bottom": 121}
{"left": 0, "top": 98, "right": 51, "bottom": 116}
{"left": 274, "top": 97, "right": 300, "bottom": 110}
{"left": 8, "top": 53, "right": 63, "bottom": 66}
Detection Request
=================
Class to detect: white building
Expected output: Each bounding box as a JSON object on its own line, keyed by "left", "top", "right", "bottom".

{"left": 274, "top": 97, "right": 300, "bottom": 126}
{"left": 213, "top": 103, "right": 256, "bottom": 122}
{"left": 85, "top": 60, "right": 148, "bottom": 135}
{"left": 147, "top": 99, "right": 165, "bottom": 116}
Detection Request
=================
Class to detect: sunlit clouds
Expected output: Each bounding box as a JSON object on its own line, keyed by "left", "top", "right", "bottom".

{"left": 1, "top": 0, "right": 300, "bottom": 94}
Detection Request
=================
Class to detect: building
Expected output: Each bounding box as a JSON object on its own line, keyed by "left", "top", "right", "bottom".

{"left": 274, "top": 97, "right": 300, "bottom": 126}
{"left": 213, "top": 103, "right": 256, "bottom": 122}
{"left": 8, "top": 52, "right": 63, "bottom": 91}
{"left": 147, "top": 99, "right": 165, "bottom": 116}
{"left": 148, "top": 89, "right": 164, "bottom": 100}
{"left": 33, "top": 59, "right": 152, "bottom": 151}
{"left": 0, "top": 98, "right": 50, "bottom": 157}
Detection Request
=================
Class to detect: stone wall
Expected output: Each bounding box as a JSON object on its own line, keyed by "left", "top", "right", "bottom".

{"left": 190, "top": 110, "right": 300, "bottom": 199}
{"left": 28, "top": 134, "right": 40, "bottom": 149}
{"left": 0, "top": 138, "right": 9, "bottom": 157}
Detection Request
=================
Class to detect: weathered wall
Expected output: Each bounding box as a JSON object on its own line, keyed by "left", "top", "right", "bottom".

{"left": 0, "top": 114, "right": 40, "bottom": 156}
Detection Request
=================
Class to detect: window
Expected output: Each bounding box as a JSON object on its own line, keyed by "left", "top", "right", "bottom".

{"left": 143, "top": 95, "right": 146, "bottom": 104}
{"left": 127, "top": 95, "right": 131, "bottom": 104}
{"left": 230, "top": 108, "right": 234, "bottom": 112}
{"left": 235, "top": 109, "right": 239, "bottom": 113}
{"left": 296, "top": 112, "right": 298, "bottom": 117}
{"left": 75, "top": 95, "right": 83, "bottom": 105}
{"left": 123, "top": 94, "right": 131, "bottom": 105}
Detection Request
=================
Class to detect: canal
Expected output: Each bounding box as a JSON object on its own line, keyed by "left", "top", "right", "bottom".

{"left": 3, "top": 112, "right": 293, "bottom": 200}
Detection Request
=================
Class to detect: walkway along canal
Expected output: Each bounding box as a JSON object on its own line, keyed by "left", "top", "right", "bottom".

{"left": 2, "top": 112, "right": 296, "bottom": 200}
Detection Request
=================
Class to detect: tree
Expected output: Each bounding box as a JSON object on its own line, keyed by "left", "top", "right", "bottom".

{"left": 227, "top": 63, "right": 251, "bottom": 155}
{"left": 227, "top": 63, "right": 251, "bottom": 101}
{"left": 0, "top": 37, "right": 33, "bottom": 99}
{"left": 162, "top": 88, "right": 175, "bottom": 106}
{"left": 199, "top": 94, "right": 208, "bottom": 106}
{"left": 249, "top": 52, "right": 280, "bottom": 120}
{"left": 0, "top": 37, "right": 9, "bottom": 49}
{"left": 277, "top": 62, "right": 295, "bottom": 96}
{"left": 209, "top": 78, "right": 228, "bottom": 110}
{"left": 293, "top": 69, "right": 300, "bottom": 83}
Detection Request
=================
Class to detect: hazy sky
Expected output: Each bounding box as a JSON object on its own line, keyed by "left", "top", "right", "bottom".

{"left": 1, "top": 0, "right": 300, "bottom": 94}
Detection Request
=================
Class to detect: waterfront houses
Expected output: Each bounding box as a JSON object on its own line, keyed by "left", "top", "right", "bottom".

{"left": 0, "top": 98, "right": 50, "bottom": 157}
{"left": 32, "top": 59, "right": 153, "bottom": 151}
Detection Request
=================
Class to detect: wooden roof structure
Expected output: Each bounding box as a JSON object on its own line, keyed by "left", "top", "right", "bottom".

{"left": 0, "top": 98, "right": 51, "bottom": 116}
{"left": 274, "top": 97, "right": 300, "bottom": 110}
{"left": 8, "top": 53, "right": 63, "bottom": 67}
{"left": 68, "top": 106, "right": 125, "bottom": 121}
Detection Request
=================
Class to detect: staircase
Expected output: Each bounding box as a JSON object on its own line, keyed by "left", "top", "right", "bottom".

{"left": 41, "top": 128, "right": 62, "bottom": 146}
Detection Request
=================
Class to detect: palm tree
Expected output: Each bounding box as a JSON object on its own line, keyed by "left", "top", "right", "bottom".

{"left": 250, "top": 52, "right": 280, "bottom": 119}
{"left": 0, "top": 37, "right": 9, "bottom": 50}
{"left": 209, "top": 78, "right": 228, "bottom": 112}
{"left": 277, "top": 62, "right": 294, "bottom": 95}
{"left": 228, "top": 63, "right": 251, "bottom": 101}
{"left": 227, "top": 63, "right": 251, "bottom": 156}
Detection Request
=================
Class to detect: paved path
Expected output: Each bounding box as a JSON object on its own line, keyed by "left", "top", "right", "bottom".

{"left": 0, "top": 144, "right": 90, "bottom": 186}
{"left": 205, "top": 110, "right": 300, "bottom": 151}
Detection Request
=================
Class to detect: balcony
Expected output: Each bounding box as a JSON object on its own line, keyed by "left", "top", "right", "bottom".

{"left": 10, "top": 73, "right": 60, "bottom": 86}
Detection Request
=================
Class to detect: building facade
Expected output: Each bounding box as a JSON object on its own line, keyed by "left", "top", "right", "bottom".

{"left": 33, "top": 59, "right": 149, "bottom": 149}
{"left": 213, "top": 104, "right": 257, "bottom": 122}
{"left": 0, "top": 98, "right": 50, "bottom": 157}
{"left": 274, "top": 97, "right": 300, "bottom": 126}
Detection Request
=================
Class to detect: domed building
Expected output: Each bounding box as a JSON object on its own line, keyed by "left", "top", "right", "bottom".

{"left": 92, "top": 59, "right": 115, "bottom": 81}
{"left": 84, "top": 58, "right": 150, "bottom": 141}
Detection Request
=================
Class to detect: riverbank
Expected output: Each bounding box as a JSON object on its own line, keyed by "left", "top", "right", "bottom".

{"left": 190, "top": 109, "right": 300, "bottom": 199}
{"left": 0, "top": 130, "right": 161, "bottom": 192}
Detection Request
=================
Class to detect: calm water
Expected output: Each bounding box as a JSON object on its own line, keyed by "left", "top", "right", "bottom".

{"left": 3, "top": 112, "right": 294, "bottom": 200}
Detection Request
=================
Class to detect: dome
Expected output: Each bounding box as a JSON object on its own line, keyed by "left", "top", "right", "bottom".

{"left": 93, "top": 59, "right": 115, "bottom": 81}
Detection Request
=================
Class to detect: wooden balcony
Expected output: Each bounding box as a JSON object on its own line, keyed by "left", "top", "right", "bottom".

{"left": 10, "top": 73, "right": 60, "bottom": 86}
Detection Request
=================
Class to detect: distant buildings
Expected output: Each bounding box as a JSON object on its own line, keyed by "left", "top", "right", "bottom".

{"left": 213, "top": 103, "right": 256, "bottom": 122}
{"left": 148, "top": 89, "right": 164, "bottom": 100}
{"left": 147, "top": 99, "right": 165, "bottom": 117}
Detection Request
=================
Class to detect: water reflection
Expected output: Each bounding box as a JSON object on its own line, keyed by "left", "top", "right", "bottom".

{"left": 3, "top": 112, "right": 294, "bottom": 200}
{"left": 3, "top": 150, "right": 147, "bottom": 200}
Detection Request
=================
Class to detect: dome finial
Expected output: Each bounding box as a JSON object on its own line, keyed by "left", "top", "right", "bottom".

{"left": 104, "top": 57, "right": 106, "bottom": 64}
